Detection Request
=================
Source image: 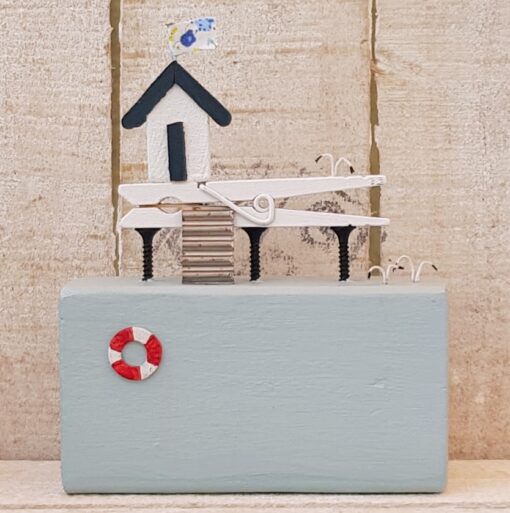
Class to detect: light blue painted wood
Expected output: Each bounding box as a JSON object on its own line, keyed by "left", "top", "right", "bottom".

{"left": 60, "top": 278, "right": 448, "bottom": 493}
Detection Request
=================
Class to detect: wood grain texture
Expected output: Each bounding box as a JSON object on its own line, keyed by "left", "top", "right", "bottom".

{"left": 0, "top": 1, "right": 115, "bottom": 459}
{"left": 0, "top": 460, "right": 509, "bottom": 511}
{"left": 375, "top": 0, "right": 510, "bottom": 458}
{"left": 119, "top": 0, "right": 372, "bottom": 280}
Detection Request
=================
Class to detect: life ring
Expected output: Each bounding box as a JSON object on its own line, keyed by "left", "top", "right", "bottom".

{"left": 108, "top": 327, "right": 163, "bottom": 381}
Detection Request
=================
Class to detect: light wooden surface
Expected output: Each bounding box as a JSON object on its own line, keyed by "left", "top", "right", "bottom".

{"left": 119, "top": 176, "right": 386, "bottom": 205}
{"left": 0, "top": 1, "right": 115, "bottom": 459}
{"left": 0, "top": 460, "right": 508, "bottom": 512}
{"left": 376, "top": 0, "right": 510, "bottom": 459}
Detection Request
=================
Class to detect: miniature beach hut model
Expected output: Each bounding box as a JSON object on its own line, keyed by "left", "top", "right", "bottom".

{"left": 60, "top": 18, "right": 448, "bottom": 495}
{"left": 120, "top": 21, "right": 388, "bottom": 283}
{"left": 122, "top": 59, "right": 235, "bottom": 283}
{"left": 122, "top": 60, "right": 232, "bottom": 183}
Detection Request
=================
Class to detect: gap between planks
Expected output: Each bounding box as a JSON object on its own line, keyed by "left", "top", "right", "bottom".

{"left": 369, "top": 0, "right": 382, "bottom": 269}
{"left": 110, "top": 0, "right": 122, "bottom": 275}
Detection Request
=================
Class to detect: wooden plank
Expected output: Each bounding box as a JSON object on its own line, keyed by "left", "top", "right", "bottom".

{"left": 376, "top": 0, "right": 510, "bottom": 458}
{"left": 183, "top": 251, "right": 235, "bottom": 258}
{"left": 121, "top": 207, "right": 389, "bottom": 229}
{"left": 182, "top": 206, "right": 234, "bottom": 283}
{"left": 118, "top": 176, "right": 386, "bottom": 205}
{"left": 119, "top": 0, "right": 372, "bottom": 279}
{"left": 237, "top": 208, "right": 389, "bottom": 228}
{"left": 0, "top": 460, "right": 508, "bottom": 511}
{"left": 0, "top": 1, "right": 114, "bottom": 459}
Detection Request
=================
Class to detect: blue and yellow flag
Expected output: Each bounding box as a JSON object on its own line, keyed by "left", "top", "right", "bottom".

{"left": 167, "top": 17, "right": 217, "bottom": 59}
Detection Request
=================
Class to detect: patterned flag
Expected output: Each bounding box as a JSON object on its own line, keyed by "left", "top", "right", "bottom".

{"left": 167, "top": 17, "right": 217, "bottom": 59}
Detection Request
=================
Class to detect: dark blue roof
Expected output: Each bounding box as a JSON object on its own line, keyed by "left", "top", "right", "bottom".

{"left": 122, "top": 61, "right": 232, "bottom": 129}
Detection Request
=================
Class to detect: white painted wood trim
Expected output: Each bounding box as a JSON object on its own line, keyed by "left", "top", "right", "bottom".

{"left": 119, "top": 207, "right": 389, "bottom": 229}
{"left": 146, "top": 85, "right": 210, "bottom": 183}
{"left": 119, "top": 208, "right": 182, "bottom": 228}
{"left": 0, "top": 461, "right": 508, "bottom": 511}
{"left": 119, "top": 176, "right": 387, "bottom": 205}
{"left": 237, "top": 208, "right": 390, "bottom": 227}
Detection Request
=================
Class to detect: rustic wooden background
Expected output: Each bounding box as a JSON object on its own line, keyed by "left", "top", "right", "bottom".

{"left": 0, "top": 0, "right": 508, "bottom": 460}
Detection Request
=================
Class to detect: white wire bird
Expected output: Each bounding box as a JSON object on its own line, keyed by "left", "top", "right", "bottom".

{"left": 369, "top": 256, "right": 438, "bottom": 284}
{"left": 315, "top": 154, "right": 355, "bottom": 176}
{"left": 367, "top": 263, "right": 404, "bottom": 284}
{"left": 395, "top": 255, "right": 415, "bottom": 280}
{"left": 414, "top": 260, "right": 438, "bottom": 282}
{"left": 394, "top": 255, "right": 438, "bottom": 282}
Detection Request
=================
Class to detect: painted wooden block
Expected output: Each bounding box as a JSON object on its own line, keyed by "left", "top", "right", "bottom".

{"left": 60, "top": 278, "right": 448, "bottom": 493}
{"left": 146, "top": 85, "right": 210, "bottom": 182}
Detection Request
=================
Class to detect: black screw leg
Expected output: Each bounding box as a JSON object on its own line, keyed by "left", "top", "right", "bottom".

{"left": 135, "top": 228, "right": 160, "bottom": 281}
{"left": 330, "top": 226, "right": 356, "bottom": 282}
{"left": 242, "top": 227, "right": 267, "bottom": 281}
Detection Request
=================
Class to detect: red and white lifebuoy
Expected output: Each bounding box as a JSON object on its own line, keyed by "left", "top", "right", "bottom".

{"left": 108, "top": 326, "right": 163, "bottom": 381}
